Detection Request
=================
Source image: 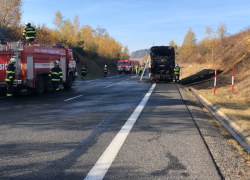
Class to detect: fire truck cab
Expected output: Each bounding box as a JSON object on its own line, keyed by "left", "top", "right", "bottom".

{"left": 0, "top": 38, "right": 77, "bottom": 95}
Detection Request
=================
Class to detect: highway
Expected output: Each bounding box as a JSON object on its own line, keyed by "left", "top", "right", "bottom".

{"left": 0, "top": 74, "right": 248, "bottom": 180}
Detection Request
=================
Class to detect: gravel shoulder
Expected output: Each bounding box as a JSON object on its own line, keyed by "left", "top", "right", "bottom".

{"left": 178, "top": 84, "right": 250, "bottom": 180}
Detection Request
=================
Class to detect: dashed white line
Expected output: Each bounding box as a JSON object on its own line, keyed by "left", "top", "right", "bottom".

{"left": 84, "top": 83, "right": 156, "bottom": 180}
{"left": 104, "top": 84, "right": 114, "bottom": 88}
{"left": 64, "top": 94, "right": 83, "bottom": 102}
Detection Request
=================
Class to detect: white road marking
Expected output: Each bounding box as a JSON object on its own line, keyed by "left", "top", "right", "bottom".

{"left": 104, "top": 84, "right": 114, "bottom": 88}
{"left": 64, "top": 94, "right": 83, "bottom": 102}
{"left": 84, "top": 83, "right": 156, "bottom": 180}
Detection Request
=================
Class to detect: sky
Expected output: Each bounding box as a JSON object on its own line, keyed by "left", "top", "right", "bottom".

{"left": 21, "top": 0, "right": 250, "bottom": 54}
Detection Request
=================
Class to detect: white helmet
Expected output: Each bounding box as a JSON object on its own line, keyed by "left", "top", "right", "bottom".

{"left": 175, "top": 63, "right": 178, "bottom": 67}
{"left": 10, "top": 58, "right": 17, "bottom": 63}
{"left": 25, "top": 22, "right": 31, "bottom": 26}
{"left": 105, "top": 65, "right": 107, "bottom": 67}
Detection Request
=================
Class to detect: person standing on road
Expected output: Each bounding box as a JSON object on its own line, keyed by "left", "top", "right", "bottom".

{"left": 138, "top": 66, "right": 142, "bottom": 76}
{"left": 48, "top": 60, "right": 63, "bottom": 98}
{"left": 22, "top": 22, "right": 36, "bottom": 45}
{"left": 5, "top": 58, "right": 16, "bottom": 99}
{"left": 135, "top": 66, "right": 139, "bottom": 76}
{"left": 173, "top": 63, "right": 180, "bottom": 82}
{"left": 103, "top": 65, "right": 108, "bottom": 77}
{"left": 81, "top": 65, "right": 87, "bottom": 81}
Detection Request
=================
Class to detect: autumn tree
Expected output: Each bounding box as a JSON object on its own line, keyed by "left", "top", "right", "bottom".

{"left": 96, "top": 26, "right": 106, "bottom": 37}
{"left": 216, "top": 22, "right": 227, "bottom": 44}
{"left": 0, "top": 0, "right": 23, "bottom": 27}
{"left": 120, "top": 46, "right": 130, "bottom": 60}
{"left": 182, "top": 28, "right": 197, "bottom": 55}
{"left": 203, "top": 27, "right": 218, "bottom": 62}
{"left": 142, "top": 54, "right": 148, "bottom": 61}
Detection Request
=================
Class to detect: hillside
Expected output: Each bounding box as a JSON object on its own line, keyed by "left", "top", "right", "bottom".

{"left": 178, "top": 28, "right": 250, "bottom": 134}
{"left": 131, "top": 49, "right": 150, "bottom": 58}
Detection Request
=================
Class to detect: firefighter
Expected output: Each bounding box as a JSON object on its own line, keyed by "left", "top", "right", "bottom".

{"left": 138, "top": 66, "right": 142, "bottom": 76}
{"left": 22, "top": 22, "right": 36, "bottom": 45}
{"left": 5, "top": 58, "right": 16, "bottom": 99}
{"left": 81, "top": 64, "right": 87, "bottom": 81}
{"left": 173, "top": 63, "right": 180, "bottom": 82}
{"left": 48, "top": 60, "right": 62, "bottom": 98}
{"left": 103, "top": 65, "right": 108, "bottom": 77}
{"left": 135, "top": 66, "right": 139, "bottom": 77}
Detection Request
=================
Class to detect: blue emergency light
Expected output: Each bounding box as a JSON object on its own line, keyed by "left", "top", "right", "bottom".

{"left": 0, "top": 39, "right": 7, "bottom": 44}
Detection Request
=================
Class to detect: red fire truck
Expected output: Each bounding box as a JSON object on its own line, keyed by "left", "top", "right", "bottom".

{"left": 0, "top": 38, "right": 77, "bottom": 95}
{"left": 117, "top": 60, "right": 140, "bottom": 74}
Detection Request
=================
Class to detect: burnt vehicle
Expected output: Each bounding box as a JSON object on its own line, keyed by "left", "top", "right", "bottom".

{"left": 149, "top": 46, "right": 175, "bottom": 81}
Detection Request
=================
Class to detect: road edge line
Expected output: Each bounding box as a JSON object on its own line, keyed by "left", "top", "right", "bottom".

{"left": 84, "top": 83, "right": 156, "bottom": 180}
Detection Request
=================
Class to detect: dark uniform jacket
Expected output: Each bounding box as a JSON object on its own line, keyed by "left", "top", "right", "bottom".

{"left": 81, "top": 66, "right": 87, "bottom": 73}
{"left": 5, "top": 62, "right": 16, "bottom": 82}
{"left": 49, "top": 67, "right": 63, "bottom": 82}
{"left": 103, "top": 68, "right": 108, "bottom": 73}
{"left": 23, "top": 26, "right": 36, "bottom": 40}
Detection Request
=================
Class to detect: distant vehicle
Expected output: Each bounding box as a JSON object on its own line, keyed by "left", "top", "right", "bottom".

{"left": 117, "top": 60, "right": 139, "bottom": 74}
{"left": 0, "top": 38, "right": 77, "bottom": 95}
{"left": 149, "top": 46, "right": 175, "bottom": 81}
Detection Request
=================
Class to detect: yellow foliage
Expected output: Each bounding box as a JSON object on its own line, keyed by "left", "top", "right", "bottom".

{"left": 0, "top": 0, "right": 23, "bottom": 27}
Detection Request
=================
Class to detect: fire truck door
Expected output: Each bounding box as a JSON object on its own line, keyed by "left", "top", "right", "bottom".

{"left": 60, "top": 57, "right": 66, "bottom": 81}
{"left": 27, "top": 56, "right": 34, "bottom": 80}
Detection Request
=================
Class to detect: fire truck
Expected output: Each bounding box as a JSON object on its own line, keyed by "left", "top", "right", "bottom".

{"left": 117, "top": 60, "right": 140, "bottom": 74}
{"left": 0, "top": 38, "right": 77, "bottom": 95}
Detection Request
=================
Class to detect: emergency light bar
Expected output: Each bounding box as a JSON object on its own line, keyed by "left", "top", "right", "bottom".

{"left": 0, "top": 39, "right": 7, "bottom": 44}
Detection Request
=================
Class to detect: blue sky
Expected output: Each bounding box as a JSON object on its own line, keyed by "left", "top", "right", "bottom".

{"left": 21, "top": 0, "right": 250, "bottom": 54}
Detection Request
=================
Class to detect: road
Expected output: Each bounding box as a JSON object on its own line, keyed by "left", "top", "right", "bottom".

{"left": 0, "top": 74, "right": 228, "bottom": 179}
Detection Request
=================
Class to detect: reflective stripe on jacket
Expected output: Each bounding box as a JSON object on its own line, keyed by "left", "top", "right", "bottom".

{"left": 81, "top": 66, "right": 87, "bottom": 73}
{"left": 48, "top": 67, "right": 63, "bottom": 81}
{"left": 174, "top": 67, "right": 180, "bottom": 74}
{"left": 103, "top": 68, "right": 108, "bottom": 73}
{"left": 5, "top": 62, "right": 16, "bottom": 82}
{"left": 23, "top": 26, "right": 36, "bottom": 40}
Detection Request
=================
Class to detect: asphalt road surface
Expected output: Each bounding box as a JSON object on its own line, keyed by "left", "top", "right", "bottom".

{"left": 0, "top": 74, "right": 226, "bottom": 179}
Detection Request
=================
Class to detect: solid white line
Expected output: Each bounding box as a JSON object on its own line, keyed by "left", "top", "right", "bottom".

{"left": 64, "top": 95, "right": 83, "bottom": 102}
{"left": 84, "top": 83, "right": 156, "bottom": 180}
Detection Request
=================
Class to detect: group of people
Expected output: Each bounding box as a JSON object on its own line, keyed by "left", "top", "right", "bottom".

{"left": 6, "top": 59, "right": 62, "bottom": 99}
{"left": 135, "top": 65, "right": 144, "bottom": 77}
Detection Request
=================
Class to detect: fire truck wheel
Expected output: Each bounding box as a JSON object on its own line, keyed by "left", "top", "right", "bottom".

{"left": 45, "top": 76, "right": 53, "bottom": 93}
{"left": 36, "top": 75, "right": 45, "bottom": 94}
{"left": 63, "top": 73, "right": 73, "bottom": 89}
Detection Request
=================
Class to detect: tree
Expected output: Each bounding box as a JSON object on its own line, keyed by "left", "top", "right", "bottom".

{"left": 204, "top": 27, "right": 218, "bottom": 62}
{"left": 96, "top": 26, "right": 106, "bottom": 37}
{"left": 182, "top": 28, "right": 197, "bottom": 55}
{"left": 120, "top": 46, "right": 130, "bottom": 60}
{"left": 216, "top": 22, "right": 227, "bottom": 44}
{"left": 0, "top": 0, "right": 23, "bottom": 27}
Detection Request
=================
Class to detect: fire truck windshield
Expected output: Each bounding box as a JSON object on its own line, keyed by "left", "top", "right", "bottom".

{"left": 118, "top": 62, "right": 129, "bottom": 65}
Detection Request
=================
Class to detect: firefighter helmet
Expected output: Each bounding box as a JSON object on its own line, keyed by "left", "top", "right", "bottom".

{"left": 10, "top": 58, "right": 16, "bottom": 63}
{"left": 25, "top": 22, "right": 31, "bottom": 26}
{"left": 175, "top": 63, "right": 179, "bottom": 67}
{"left": 54, "top": 60, "right": 59, "bottom": 65}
